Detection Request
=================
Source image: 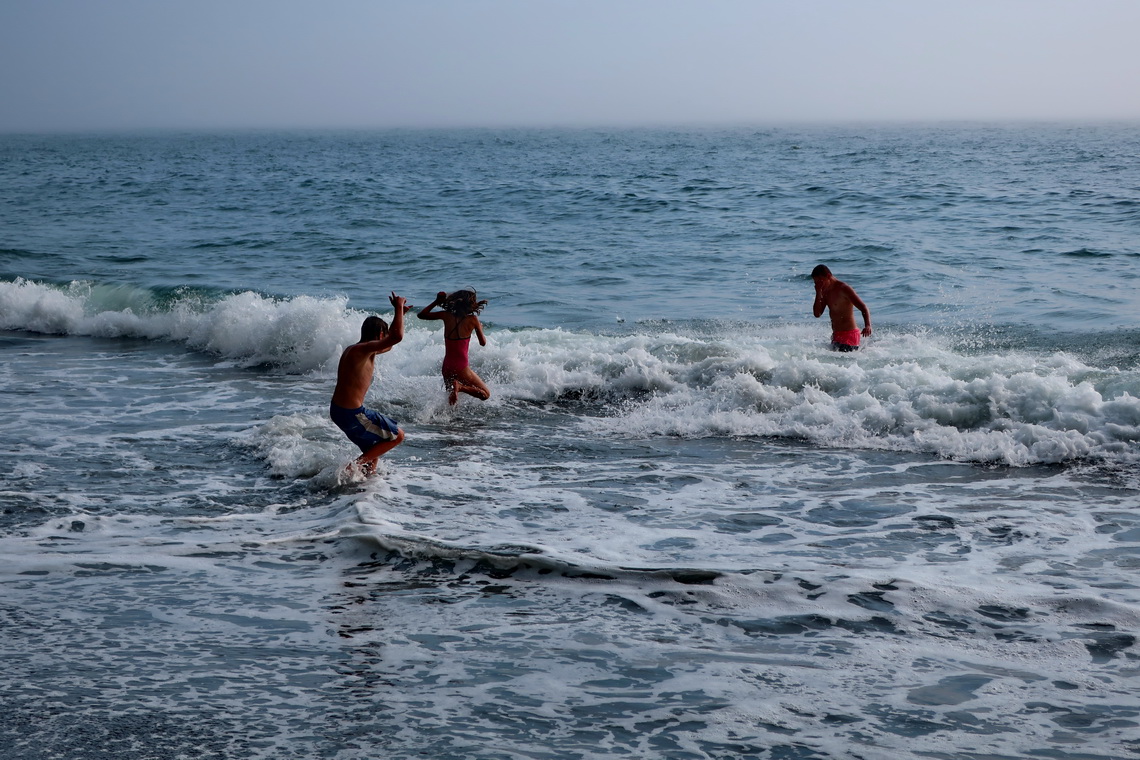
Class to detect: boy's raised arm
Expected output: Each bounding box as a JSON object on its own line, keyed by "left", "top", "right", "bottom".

{"left": 366, "top": 292, "right": 410, "bottom": 352}
{"left": 390, "top": 292, "right": 409, "bottom": 338}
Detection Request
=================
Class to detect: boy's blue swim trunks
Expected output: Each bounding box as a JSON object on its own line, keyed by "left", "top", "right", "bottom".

{"left": 330, "top": 402, "right": 400, "bottom": 453}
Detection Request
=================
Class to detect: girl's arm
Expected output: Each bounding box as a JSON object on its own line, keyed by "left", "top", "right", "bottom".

{"left": 473, "top": 316, "right": 487, "bottom": 346}
{"left": 418, "top": 291, "right": 448, "bottom": 321}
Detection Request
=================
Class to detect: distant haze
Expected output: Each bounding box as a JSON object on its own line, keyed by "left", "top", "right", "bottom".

{"left": 2, "top": 0, "right": 1138, "bottom": 133}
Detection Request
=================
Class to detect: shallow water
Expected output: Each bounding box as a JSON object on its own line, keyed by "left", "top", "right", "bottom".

{"left": 2, "top": 125, "right": 1139, "bottom": 758}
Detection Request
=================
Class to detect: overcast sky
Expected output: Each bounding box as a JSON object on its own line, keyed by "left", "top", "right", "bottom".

{"left": 2, "top": 0, "right": 1138, "bottom": 133}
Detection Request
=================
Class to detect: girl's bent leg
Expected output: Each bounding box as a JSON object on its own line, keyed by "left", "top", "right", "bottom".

{"left": 456, "top": 369, "right": 490, "bottom": 401}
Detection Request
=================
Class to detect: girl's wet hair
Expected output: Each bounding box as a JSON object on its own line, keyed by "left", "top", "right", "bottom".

{"left": 443, "top": 289, "right": 487, "bottom": 316}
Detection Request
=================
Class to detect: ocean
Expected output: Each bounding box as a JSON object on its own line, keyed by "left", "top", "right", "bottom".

{"left": 1, "top": 124, "right": 1138, "bottom": 759}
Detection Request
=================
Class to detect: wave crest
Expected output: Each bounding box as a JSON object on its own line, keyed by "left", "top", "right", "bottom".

{"left": 6, "top": 277, "right": 1139, "bottom": 466}
{"left": 0, "top": 278, "right": 356, "bottom": 372}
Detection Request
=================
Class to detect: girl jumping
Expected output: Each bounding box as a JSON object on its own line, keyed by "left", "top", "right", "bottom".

{"left": 418, "top": 289, "right": 491, "bottom": 405}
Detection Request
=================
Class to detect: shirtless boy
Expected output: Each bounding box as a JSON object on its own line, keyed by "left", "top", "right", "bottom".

{"left": 330, "top": 292, "right": 412, "bottom": 473}
{"left": 811, "top": 265, "right": 872, "bottom": 351}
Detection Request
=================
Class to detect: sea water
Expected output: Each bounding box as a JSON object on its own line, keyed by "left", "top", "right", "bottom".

{"left": 1, "top": 125, "right": 1139, "bottom": 759}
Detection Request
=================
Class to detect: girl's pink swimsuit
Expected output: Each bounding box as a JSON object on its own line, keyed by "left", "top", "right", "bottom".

{"left": 442, "top": 335, "right": 470, "bottom": 376}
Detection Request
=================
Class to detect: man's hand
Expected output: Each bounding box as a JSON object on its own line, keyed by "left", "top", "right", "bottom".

{"left": 812, "top": 279, "right": 827, "bottom": 318}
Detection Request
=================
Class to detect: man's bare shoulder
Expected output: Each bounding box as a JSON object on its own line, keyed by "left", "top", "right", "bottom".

{"left": 820, "top": 281, "right": 847, "bottom": 302}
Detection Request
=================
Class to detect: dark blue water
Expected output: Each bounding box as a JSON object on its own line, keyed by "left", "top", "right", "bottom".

{"left": 1, "top": 125, "right": 1139, "bottom": 759}
{"left": 5, "top": 125, "right": 1139, "bottom": 330}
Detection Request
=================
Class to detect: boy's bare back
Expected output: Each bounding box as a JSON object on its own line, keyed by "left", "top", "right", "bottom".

{"left": 331, "top": 293, "right": 410, "bottom": 409}
{"left": 331, "top": 343, "right": 382, "bottom": 409}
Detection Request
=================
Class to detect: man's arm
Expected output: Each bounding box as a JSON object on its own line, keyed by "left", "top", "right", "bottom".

{"left": 812, "top": 281, "right": 827, "bottom": 318}
{"left": 843, "top": 284, "right": 872, "bottom": 336}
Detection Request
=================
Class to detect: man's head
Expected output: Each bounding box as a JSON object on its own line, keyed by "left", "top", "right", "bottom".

{"left": 360, "top": 316, "right": 389, "bottom": 342}
{"left": 811, "top": 264, "right": 832, "bottom": 281}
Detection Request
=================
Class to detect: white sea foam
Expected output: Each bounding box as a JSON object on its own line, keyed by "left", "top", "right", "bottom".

{"left": 8, "top": 391, "right": 1140, "bottom": 759}
{"left": 481, "top": 327, "right": 1140, "bottom": 466}
{"left": 6, "top": 277, "right": 1140, "bottom": 466}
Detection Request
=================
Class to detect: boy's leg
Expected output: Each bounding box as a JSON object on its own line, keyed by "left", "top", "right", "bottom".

{"left": 355, "top": 428, "right": 405, "bottom": 473}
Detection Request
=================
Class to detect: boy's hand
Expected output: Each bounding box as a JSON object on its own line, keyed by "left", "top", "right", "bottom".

{"left": 390, "top": 292, "right": 409, "bottom": 312}
{"left": 436, "top": 291, "right": 448, "bottom": 303}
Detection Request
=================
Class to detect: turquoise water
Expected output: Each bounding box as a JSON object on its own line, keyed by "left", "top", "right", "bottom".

{"left": 1, "top": 125, "right": 1139, "bottom": 759}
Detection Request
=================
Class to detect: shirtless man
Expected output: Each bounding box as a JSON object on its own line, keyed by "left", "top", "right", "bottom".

{"left": 329, "top": 292, "right": 412, "bottom": 473}
{"left": 811, "top": 265, "right": 872, "bottom": 352}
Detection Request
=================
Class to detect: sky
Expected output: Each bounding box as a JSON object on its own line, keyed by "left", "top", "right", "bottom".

{"left": 1, "top": 0, "right": 1138, "bottom": 133}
